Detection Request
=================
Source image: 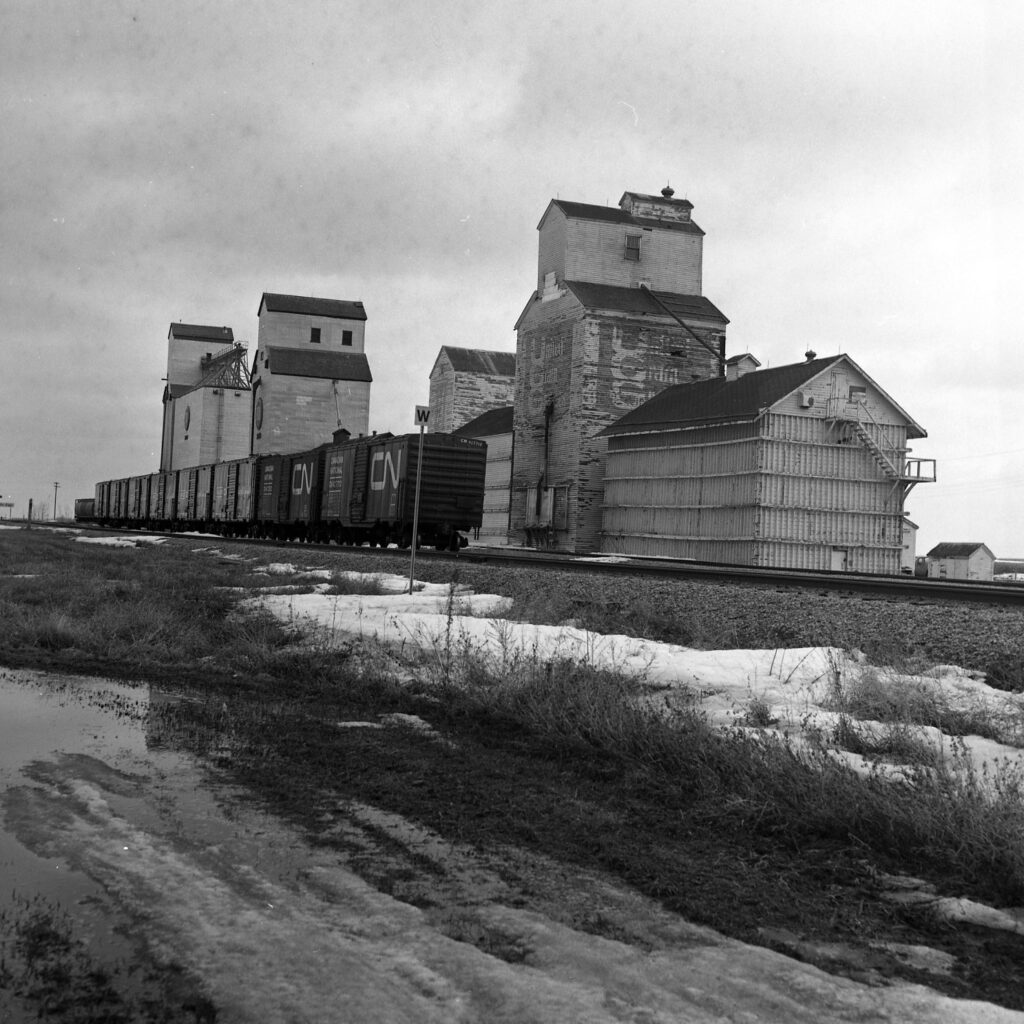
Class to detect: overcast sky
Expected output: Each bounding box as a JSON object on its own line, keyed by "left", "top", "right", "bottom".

{"left": 2, "top": 0, "right": 1021, "bottom": 555}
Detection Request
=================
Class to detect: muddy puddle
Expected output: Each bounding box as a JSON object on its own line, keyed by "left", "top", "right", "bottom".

{"left": 0, "top": 668, "right": 383, "bottom": 1022}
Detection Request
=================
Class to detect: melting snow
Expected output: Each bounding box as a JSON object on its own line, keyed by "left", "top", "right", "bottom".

{"left": 244, "top": 572, "right": 1024, "bottom": 781}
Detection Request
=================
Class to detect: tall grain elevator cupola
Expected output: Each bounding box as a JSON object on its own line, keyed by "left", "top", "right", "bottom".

{"left": 160, "top": 323, "right": 252, "bottom": 472}
{"left": 511, "top": 187, "right": 729, "bottom": 553}
{"left": 250, "top": 292, "right": 372, "bottom": 456}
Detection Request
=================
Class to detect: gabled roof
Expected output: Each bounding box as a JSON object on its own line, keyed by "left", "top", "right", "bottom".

{"left": 602, "top": 356, "right": 842, "bottom": 436}
{"left": 435, "top": 347, "right": 516, "bottom": 376}
{"left": 926, "top": 543, "right": 994, "bottom": 560}
{"left": 726, "top": 352, "right": 761, "bottom": 367}
{"left": 454, "top": 406, "right": 514, "bottom": 438}
{"left": 169, "top": 323, "right": 234, "bottom": 343}
{"left": 263, "top": 347, "right": 372, "bottom": 382}
{"left": 563, "top": 282, "right": 728, "bottom": 323}
{"left": 258, "top": 293, "right": 367, "bottom": 321}
{"left": 541, "top": 199, "right": 705, "bottom": 236}
{"left": 602, "top": 354, "right": 926, "bottom": 439}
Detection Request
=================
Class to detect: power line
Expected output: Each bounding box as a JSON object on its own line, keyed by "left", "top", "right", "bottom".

{"left": 940, "top": 446, "right": 1024, "bottom": 462}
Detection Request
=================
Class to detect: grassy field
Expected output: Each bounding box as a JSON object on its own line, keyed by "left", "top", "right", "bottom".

{"left": 4, "top": 527, "right": 1024, "bottom": 1015}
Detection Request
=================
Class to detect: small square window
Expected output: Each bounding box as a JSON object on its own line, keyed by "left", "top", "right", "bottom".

{"left": 624, "top": 234, "right": 641, "bottom": 261}
{"left": 310, "top": 327, "right": 321, "bottom": 344}
{"left": 848, "top": 385, "right": 867, "bottom": 402}
{"left": 342, "top": 330, "right": 353, "bottom": 346}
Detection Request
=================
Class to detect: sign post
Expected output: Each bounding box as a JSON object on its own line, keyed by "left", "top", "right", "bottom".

{"left": 408, "top": 405, "right": 430, "bottom": 594}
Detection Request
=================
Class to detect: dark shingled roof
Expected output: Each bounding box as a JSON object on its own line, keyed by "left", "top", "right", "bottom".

{"left": 549, "top": 200, "right": 705, "bottom": 236}
{"left": 602, "top": 356, "right": 845, "bottom": 436}
{"left": 264, "top": 347, "right": 372, "bottom": 382}
{"left": 258, "top": 293, "right": 367, "bottom": 321}
{"left": 926, "top": 543, "right": 992, "bottom": 559}
{"left": 169, "top": 323, "right": 234, "bottom": 342}
{"left": 564, "top": 282, "right": 728, "bottom": 323}
{"left": 439, "top": 347, "right": 516, "bottom": 376}
{"left": 454, "top": 406, "right": 514, "bottom": 437}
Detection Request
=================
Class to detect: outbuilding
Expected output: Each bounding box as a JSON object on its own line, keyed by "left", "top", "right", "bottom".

{"left": 924, "top": 543, "right": 995, "bottom": 581}
{"left": 428, "top": 347, "right": 516, "bottom": 433}
{"left": 600, "top": 353, "right": 935, "bottom": 574}
{"left": 454, "top": 406, "right": 514, "bottom": 543}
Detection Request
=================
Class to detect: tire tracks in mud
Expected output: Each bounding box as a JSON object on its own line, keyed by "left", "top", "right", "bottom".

{"left": 6, "top": 742, "right": 1022, "bottom": 1023}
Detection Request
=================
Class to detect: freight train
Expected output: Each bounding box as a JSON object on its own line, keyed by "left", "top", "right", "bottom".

{"left": 84, "top": 430, "right": 487, "bottom": 550}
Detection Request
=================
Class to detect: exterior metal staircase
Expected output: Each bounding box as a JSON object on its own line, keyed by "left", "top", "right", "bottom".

{"left": 825, "top": 397, "right": 936, "bottom": 492}
{"left": 849, "top": 420, "right": 900, "bottom": 480}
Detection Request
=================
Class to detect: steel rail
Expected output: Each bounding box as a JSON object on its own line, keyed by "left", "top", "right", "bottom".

{"left": 66, "top": 523, "right": 1024, "bottom": 606}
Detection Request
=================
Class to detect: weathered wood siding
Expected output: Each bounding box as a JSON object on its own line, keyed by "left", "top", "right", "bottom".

{"left": 536, "top": 209, "right": 568, "bottom": 293}
{"left": 602, "top": 423, "right": 759, "bottom": 561}
{"left": 928, "top": 550, "right": 994, "bottom": 581}
{"left": 257, "top": 311, "right": 365, "bottom": 352}
{"left": 600, "top": 399, "right": 912, "bottom": 573}
{"left": 428, "top": 356, "right": 516, "bottom": 433}
{"left": 538, "top": 206, "right": 703, "bottom": 294}
{"left": 253, "top": 373, "right": 371, "bottom": 456}
{"left": 428, "top": 359, "right": 457, "bottom": 434}
{"left": 477, "top": 430, "right": 512, "bottom": 540}
{"left": 160, "top": 400, "right": 175, "bottom": 471}
{"left": 512, "top": 293, "right": 721, "bottom": 552}
{"left": 251, "top": 306, "right": 370, "bottom": 456}
{"left": 166, "top": 337, "right": 211, "bottom": 388}
{"left": 166, "top": 388, "right": 251, "bottom": 471}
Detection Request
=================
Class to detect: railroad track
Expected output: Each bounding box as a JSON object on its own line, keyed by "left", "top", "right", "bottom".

{"left": 456, "top": 547, "right": 1024, "bottom": 605}
{"left": 64, "top": 521, "right": 1024, "bottom": 607}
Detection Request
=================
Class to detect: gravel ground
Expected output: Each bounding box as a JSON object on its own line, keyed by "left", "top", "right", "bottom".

{"left": 303, "top": 548, "right": 1024, "bottom": 686}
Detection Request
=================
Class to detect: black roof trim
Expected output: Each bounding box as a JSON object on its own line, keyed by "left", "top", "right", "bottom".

{"left": 258, "top": 293, "right": 367, "bottom": 321}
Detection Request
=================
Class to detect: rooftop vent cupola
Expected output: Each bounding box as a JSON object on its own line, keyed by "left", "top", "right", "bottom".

{"left": 619, "top": 188, "right": 693, "bottom": 224}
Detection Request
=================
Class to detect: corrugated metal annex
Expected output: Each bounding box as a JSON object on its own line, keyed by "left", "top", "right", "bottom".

{"left": 600, "top": 354, "right": 932, "bottom": 574}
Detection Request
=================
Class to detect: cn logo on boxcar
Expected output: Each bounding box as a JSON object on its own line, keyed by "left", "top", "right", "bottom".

{"left": 291, "top": 462, "right": 314, "bottom": 495}
{"left": 370, "top": 450, "right": 401, "bottom": 491}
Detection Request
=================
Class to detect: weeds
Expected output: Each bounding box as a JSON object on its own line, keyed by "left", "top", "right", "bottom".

{"left": 824, "top": 663, "right": 1024, "bottom": 746}
{"left": 828, "top": 714, "right": 942, "bottom": 767}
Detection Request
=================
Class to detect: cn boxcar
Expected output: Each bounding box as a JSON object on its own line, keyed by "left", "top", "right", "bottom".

{"left": 318, "top": 432, "right": 486, "bottom": 549}
{"left": 212, "top": 457, "right": 257, "bottom": 535}
{"left": 90, "top": 429, "right": 487, "bottom": 548}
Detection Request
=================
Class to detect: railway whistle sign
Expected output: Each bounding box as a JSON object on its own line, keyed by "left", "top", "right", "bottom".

{"left": 408, "top": 405, "right": 429, "bottom": 593}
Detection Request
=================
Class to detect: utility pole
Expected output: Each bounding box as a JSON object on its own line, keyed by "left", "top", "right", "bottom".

{"left": 53, "top": 482, "right": 60, "bottom": 521}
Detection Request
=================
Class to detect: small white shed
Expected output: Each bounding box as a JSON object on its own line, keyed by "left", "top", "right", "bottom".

{"left": 925, "top": 543, "right": 995, "bottom": 581}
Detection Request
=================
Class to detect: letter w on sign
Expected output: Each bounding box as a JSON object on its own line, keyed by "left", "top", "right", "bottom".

{"left": 414, "top": 406, "right": 430, "bottom": 427}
